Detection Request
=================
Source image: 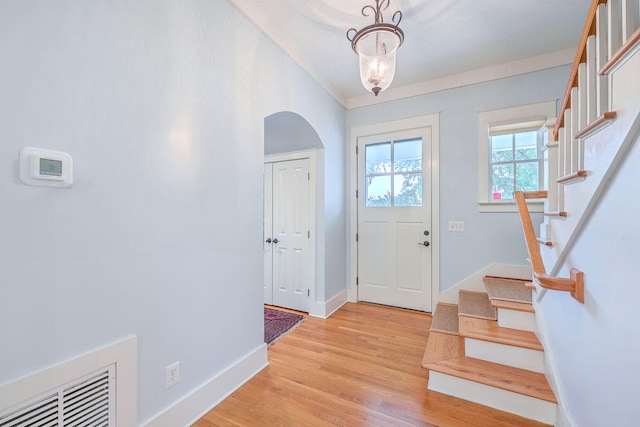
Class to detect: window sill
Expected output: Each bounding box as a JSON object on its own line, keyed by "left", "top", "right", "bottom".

{"left": 478, "top": 200, "right": 544, "bottom": 213}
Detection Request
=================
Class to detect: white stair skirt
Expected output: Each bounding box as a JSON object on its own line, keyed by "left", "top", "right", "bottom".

{"left": 497, "top": 308, "right": 535, "bottom": 332}
{"left": 464, "top": 338, "right": 545, "bottom": 373}
{"left": 428, "top": 371, "right": 556, "bottom": 425}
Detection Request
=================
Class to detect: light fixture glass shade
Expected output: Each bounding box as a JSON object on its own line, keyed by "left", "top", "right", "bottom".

{"left": 355, "top": 30, "right": 400, "bottom": 96}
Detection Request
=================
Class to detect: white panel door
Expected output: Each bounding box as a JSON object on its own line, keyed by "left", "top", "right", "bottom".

{"left": 264, "top": 163, "right": 274, "bottom": 305}
{"left": 264, "top": 158, "right": 310, "bottom": 312}
{"left": 357, "top": 128, "right": 432, "bottom": 312}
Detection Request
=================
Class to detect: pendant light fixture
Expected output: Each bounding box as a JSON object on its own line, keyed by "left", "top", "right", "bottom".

{"left": 347, "top": 0, "right": 404, "bottom": 96}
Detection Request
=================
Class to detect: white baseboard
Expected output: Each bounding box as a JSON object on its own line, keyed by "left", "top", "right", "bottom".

{"left": 439, "top": 264, "right": 532, "bottom": 304}
{"left": 310, "top": 289, "right": 348, "bottom": 319}
{"left": 142, "top": 344, "right": 268, "bottom": 427}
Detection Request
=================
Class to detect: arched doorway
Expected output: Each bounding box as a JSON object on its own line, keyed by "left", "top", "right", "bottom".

{"left": 263, "top": 112, "right": 324, "bottom": 313}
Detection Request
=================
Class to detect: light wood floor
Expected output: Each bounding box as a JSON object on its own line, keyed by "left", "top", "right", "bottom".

{"left": 194, "top": 303, "right": 550, "bottom": 427}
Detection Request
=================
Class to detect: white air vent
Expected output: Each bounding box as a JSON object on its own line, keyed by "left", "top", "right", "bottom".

{"left": 0, "top": 365, "right": 115, "bottom": 427}
{"left": 0, "top": 394, "right": 58, "bottom": 427}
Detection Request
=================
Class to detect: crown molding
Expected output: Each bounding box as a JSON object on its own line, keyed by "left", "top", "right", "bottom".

{"left": 345, "top": 48, "right": 575, "bottom": 109}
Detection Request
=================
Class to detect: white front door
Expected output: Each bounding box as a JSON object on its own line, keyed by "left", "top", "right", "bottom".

{"left": 264, "top": 158, "right": 310, "bottom": 312}
{"left": 357, "top": 128, "right": 432, "bottom": 312}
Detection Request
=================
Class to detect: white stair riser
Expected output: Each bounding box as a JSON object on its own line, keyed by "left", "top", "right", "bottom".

{"left": 464, "top": 338, "right": 545, "bottom": 373}
{"left": 497, "top": 308, "right": 535, "bottom": 332}
{"left": 428, "top": 371, "right": 556, "bottom": 425}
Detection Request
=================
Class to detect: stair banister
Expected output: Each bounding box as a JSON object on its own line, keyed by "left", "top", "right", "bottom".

{"left": 554, "top": 0, "right": 640, "bottom": 143}
{"left": 549, "top": 113, "right": 640, "bottom": 278}
{"left": 553, "top": 0, "right": 608, "bottom": 142}
{"left": 514, "top": 192, "right": 585, "bottom": 303}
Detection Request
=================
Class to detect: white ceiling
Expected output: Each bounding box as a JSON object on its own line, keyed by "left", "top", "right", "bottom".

{"left": 228, "top": 0, "right": 590, "bottom": 108}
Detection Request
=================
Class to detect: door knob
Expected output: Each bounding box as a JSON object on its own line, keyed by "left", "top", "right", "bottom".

{"left": 417, "top": 241, "right": 430, "bottom": 247}
{"left": 265, "top": 238, "right": 272, "bottom": 243}
{"left": 424, "top": 230, "right": 430, "bottom": 236}
{"left": 273, "top": 238, "right": 279, "bottom": 244}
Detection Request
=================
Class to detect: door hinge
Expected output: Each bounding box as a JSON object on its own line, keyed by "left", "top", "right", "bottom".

{"left": 308, "top": 172, "right": 310, "bottom": 181}
{"left": 356, "top": 189, "right": 358, "bottom": 198}
{"left": 356, "top": 233, "right": 358, "bottom": 242}
{"left": 356, "top": 146, "right": 358, "bottom": 154}
{"left": 308, "top": 230, "right": 310, "bottom": 238}
{"left": 356, "top": 277, "right": 359, "bottom": 285}
{"left": 308, "top": 289, "right": 310, "bottom": 297}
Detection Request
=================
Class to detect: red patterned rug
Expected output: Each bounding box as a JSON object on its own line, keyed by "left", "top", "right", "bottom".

{"left": 264, "top": 307, "right": 305, "bottom": 345}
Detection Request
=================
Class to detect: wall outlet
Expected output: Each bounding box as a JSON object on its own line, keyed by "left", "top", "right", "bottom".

{"left": 448, "top": 221, "right": 465, "bottom": 232}
{"left": 165, "top": 362, "right": 180, "bottom": 389}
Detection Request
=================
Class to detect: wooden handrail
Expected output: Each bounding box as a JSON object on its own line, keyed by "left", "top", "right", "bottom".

{"left": 600, "top": 26, "right": 640, "bottom": 75}
{"left": 521, "top": 190, "right": 547, "bottom": 199}
{"left": 537, "top": 238, "right": 554, "bottom": 247}
{"left": 553, "top": 0, "right": 608, "bottom": 141}
{"left": 515, "top": 192, "right": 585, "bottom": 303}
{"left": 557, "top": 170, "right": 588, "bottom": 184}
{"left": 575, "top": 111, "right": 617, "bottom": 139}
{"left": 535, "top": 270, "right": 584, "bottom": 303}
{"left": 544, "top": 212, "right": 568, "bottom": 217}
{"left": 515, "top": 192, "right": 546, "bottom": 275}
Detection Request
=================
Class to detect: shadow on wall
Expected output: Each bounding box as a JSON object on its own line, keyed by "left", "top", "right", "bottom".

{"left": 265, "top": 111, "right": 324, "bottom": 155}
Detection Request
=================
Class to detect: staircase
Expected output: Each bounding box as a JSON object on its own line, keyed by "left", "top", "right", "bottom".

{"left": 422, "top": 2, "right": 640, "bottom": 425}
{"left": 422, "top": 277, "right": 557, "bottom": 426}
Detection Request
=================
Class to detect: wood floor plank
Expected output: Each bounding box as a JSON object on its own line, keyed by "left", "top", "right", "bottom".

{"left": 194, "top": 302, "right": 551, "bottom": 427}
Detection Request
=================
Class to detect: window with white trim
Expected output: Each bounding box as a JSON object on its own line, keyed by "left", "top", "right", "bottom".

{"left": 489, "top": 121, "right": 543, "bottom": 201}
{"left": 478, "top": 101, "right": 556, "bottom": 213}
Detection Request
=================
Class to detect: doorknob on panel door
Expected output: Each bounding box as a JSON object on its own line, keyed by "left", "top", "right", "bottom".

{"left": 265, "top": 238, "right": 272, "bottom": 243}
{"left": 424, "top": 231, "right": 430, "bottom": 236}
{"left": 273, "top": 238, "right": 279, "bottom": 244}
{"left": 417, "top": 241, "right": 430, "bottom": 247}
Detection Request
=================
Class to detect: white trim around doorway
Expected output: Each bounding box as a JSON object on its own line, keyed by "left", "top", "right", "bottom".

{"left": 265, "top": 149, "right": 324, "bottom": 318}
{"left": 347, "top": 114, "right": 441, "bottom": 312}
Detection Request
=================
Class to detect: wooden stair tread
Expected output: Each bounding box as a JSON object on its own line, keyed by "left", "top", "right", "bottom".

{"left": 430, "top": 303, "right": 459, "bottom": 335}
{"left": 459, "top": 316, "right": 543, "bottom": 351}
{"left": 422, "top": 331, "right": 463, "bottom": 367}
{"left": 425, "top": 356, "right": 557, "bottom": 403}
{"left": 491, "top": 299, "right": 535, "bottom": 313}
{"left": 483, "top": 276, "right": 533, "bottom": 305}
{"left": 458, "top": 290, "right": 496, "bottom": 320}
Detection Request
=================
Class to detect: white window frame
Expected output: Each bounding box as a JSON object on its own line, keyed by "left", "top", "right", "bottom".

{"left": 478, "top": 100, "right": 556, "bottom": 212}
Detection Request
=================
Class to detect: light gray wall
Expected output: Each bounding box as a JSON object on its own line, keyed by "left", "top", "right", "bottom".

{"left": 346, "top": 66, "right": 570, "bottom": 292}
{"left": 0, "top": 0, "right": 345, "bottom": 423}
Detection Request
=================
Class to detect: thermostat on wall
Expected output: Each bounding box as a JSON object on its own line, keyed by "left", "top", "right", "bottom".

{"left": 20, "top": 147, "right": 73, "bottom": 188}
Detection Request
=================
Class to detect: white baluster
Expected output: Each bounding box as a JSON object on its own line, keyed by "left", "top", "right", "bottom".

{"left": 557, "top": 127, "right": 566, "bottom": 212}
{"left": 622, "top": 0, "right": 636, "bottom": 42}
{"left": 571, "top": 87, "right": 581, "bottom": 172}
{"left": 586, "top": 35, "right": 597, "bottom": 124}
{"left": 609, "top": 0, "right": 622, "bottom": 57}
{"left": 578, "top": 62, "right": 587, "bottom": 132}
{"left": 541, "top": 119, "right": 558, "bottom": 213}
{"left": 563, "top": 108, "right": 572, "bottom": 176}
{"left": 596, "top": 3, "right": 610, "bottom": 116}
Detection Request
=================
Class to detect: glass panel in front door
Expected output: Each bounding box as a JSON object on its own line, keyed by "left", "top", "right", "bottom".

{"left": 364, "top": 138, "right": 423, "bottom": 207}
